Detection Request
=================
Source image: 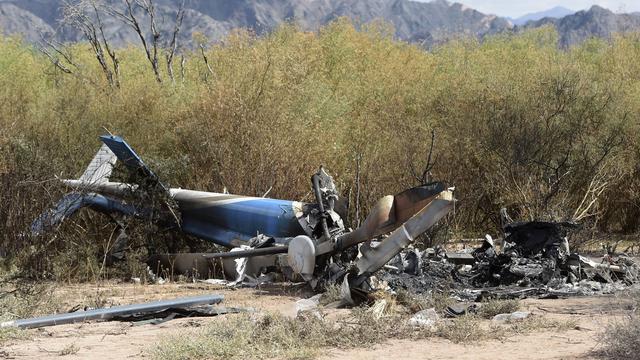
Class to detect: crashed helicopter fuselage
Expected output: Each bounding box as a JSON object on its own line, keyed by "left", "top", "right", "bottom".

{"left": 33, "top": 135, "right": 455, "bottom": 286}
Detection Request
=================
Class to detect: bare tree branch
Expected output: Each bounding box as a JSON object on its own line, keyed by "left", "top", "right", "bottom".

{"left": 354, "top": 152, "right": 362, "bottom": 228}
{"left": 180, "top": 54, "right": 186, "bottom": 83}
{"left": 165, "top": 0, "right": 185, "bottom": 84}
{"left": 38, "top": 44, "right": 74, "bottom": 74}
{"left": 106, "top": 0, "right": 162, "bottom": 82}
{"left": 199, "top": 43, "right": 214, "bottom": 80}
{"left": 410, "top": 129, "right": 437, "bottom": 184}
{"left": 61, "top": 0, "right": 120, "bottom": 87}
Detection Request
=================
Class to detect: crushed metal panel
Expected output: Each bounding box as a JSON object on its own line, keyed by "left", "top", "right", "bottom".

{"left": 354, "top": 190, "right": 455, "bottom": 284}
{"left": 31, "top": 192, "right": 140, "bottom": 235}
{"left": 445, "top": 252, "right": 475, "bottom": 265}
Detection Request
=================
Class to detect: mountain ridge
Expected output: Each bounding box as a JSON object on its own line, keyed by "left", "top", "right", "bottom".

{"left": 510, "top": 6, "right": 575, "bottom": 26}
{"left": 522, "top": 5, "right": 640, "bottom": 47}
{"left": 0, "top": 0, "right": 513, "bottom": 47}
{"left": 1, "top": 0, "right": 640, "bottom": 48}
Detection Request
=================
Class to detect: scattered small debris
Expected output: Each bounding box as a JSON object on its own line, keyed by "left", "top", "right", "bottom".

{"left": 492, "top": 311, "right": 531, "bottom": 323}
{"left": 295, "top": 294, "right": 323, "bottom": 317}
{"left": 408, "top": 308, "right": 439, "bottom": 327}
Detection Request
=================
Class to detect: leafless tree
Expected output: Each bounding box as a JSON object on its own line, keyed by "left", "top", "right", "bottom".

{"left": 38, "top": 33, "right": 104, "bottom": 89}
{"left": 107, "top": 0, "right": 185, "bottom": 84}
{"left": 180, "top": 54, "right": 186, "bottom": 83}
{"left": 410, "top": 129, "right": 437, "bottom": 185}
{"left": 62, "top": 0, "right": 121, "bottom": 88}
{"left": 165, "top": 1, "right": 185, "bottom": 84}
{"left": 38, "top": 37, "right": 77, "bottom": 75}
{"left": 199, "top": 43, "right": 215, "bottom": 81}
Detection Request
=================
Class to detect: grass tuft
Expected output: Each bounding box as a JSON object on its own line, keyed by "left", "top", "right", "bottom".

{"left": 599, "top": 316, "right": 640, "bottom": 360}
{"left": 599, "top": 290, "right": 640, "bottom": 359}
{"left": 59, "top": 343, "right": 80, "bottom": 356}
{"left": 436, "top": 315, "right": 495, "bottom": 343}
{"left": 477, "top": 299, "right": 521, "bottom": 319}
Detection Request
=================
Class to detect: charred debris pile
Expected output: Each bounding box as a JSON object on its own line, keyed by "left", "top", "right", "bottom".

{"left": 376, "top": 220, "right": 639, "bottom": 300}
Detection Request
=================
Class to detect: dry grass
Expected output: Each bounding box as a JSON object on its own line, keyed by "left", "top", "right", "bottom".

{"left": 437, "top": 314, "right": 577, "bottom": 344}
{"left": 58, "top": 343, "right": 80, "bottom": 356}
{"left": 0, "top": 281, "right": 56, "bottom": 346}
{"left": 599, "top": 316, "right": 640, "bottom": 359}
{"left": 599, "top": 290, "right": 640, "bottom": 359}
{"left": 477, "top": 299, "right": 521, "bottom": 319}
{"left": 0, "top": 324, "right": 27, "bottom": 346}
{"left": 436, "top": 315, "right": 492, "bottom": 343}
{"left": 150, "top": 309, "right": 420, "bottom": 360}
{"left": 151, "top": 296, "right": 577, "bottom": 359}
{"left": 508, "top": 316, "right": 578, "bottom": 334}
{"left": 395, "top": 288, "right": 454, "bottom": 313}
{"left": 319, "top": 284, "right": 343, "bottom": 306}
{"left": 0, "top": 284, "right": 61, "bottom": 319}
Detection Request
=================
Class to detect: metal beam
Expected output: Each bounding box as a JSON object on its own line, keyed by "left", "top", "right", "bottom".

{"left": 1, "top": 294, "right": 224, "bottom": 329}
{"left": 201, "top": 247, "right": 288, "bottom": 259}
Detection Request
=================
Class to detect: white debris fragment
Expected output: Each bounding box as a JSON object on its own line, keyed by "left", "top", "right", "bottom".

{"left": 198, "top": 279, "right": 229, "bottom": 285}
{"left": 492, "top": 311, "right": 531, "bottom": 323}
{"left": 147, "top": 266, "right": 165, "bottom": 284}
{"left": 295, "top": 294, "right": 323, "bottom": 317}
{"left": 408, "top": 308, "right": 439, "bottom": 327}
{"left": 340, "top": 276, "right": 355, "bottom": 306}
{"left": 367, "top": 299, "right": 387, "bottom": 319}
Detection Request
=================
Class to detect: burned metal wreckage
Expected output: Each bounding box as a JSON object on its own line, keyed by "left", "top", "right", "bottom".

{"left": 32, "top": 135, "right": 639, "bottom": 301}
{"left": 379, "top": 219, "right": 640, "bottom": 301}
{"left": 32, "top": 135, "right": 455, "bottom": 293}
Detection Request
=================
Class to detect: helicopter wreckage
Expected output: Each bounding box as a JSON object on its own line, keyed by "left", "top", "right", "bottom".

{"left": 33, "top": 135, "right": 639, "bottom": 302}
{"left": 32, "top": 135, "right": 455, "bottom": 293}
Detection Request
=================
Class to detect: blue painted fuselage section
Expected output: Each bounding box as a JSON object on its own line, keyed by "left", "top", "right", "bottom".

{"left": 172, "top": 190, "right": 306, "bottom": 247}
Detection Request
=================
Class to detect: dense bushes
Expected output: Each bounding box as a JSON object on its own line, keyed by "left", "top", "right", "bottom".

{"left": 1, "top": 21, "right": 639, "bottom": 279}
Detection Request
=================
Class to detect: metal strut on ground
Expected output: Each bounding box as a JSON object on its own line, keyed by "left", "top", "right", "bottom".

{"left": 0, "top": 294, "right": 224, "bottom": 329}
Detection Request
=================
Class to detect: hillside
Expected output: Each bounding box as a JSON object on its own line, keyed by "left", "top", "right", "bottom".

{"left": 4, "top": 1, "right": 640, "bottom": 48}
{"left": 523, "top": 5, "right": 640, "bottom": 47}
{"left": 2, "top": 0, "right": 512, "bottom": 47}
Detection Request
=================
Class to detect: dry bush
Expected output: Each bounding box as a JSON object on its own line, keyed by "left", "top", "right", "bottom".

{"left": 600, "top": 316, "right": 640, "bottom": 359}
{"left": 319, "top": 283, "right": 343, "bottom": 305}
{"left": 599, "top": 290, "right": 640, "bottom": 359}
{"left": 436, "top": 315, "right": 495, "bottom": 343}
{"left": 437, "top": 313, "right": 576, "bottom": 344}
{"left": 1, "top": 21, "right": 640, "bottom": 280}
{"left": 508, "top": 316, "right": 577, "bottom": 334}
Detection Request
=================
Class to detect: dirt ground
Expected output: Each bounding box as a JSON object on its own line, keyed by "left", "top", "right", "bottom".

{"left": 1, "top": 282, "right": 630, "bottom": 359}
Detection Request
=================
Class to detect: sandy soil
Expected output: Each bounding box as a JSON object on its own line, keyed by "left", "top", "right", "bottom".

{"left": 326, "top": 296, "right": 625, "bottom": 360}
{"left": 1, "top": 282, "right": 630, "bottom": 359}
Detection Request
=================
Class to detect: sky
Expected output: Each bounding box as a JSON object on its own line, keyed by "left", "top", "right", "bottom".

{"left": 416, "top": 1, "right": 640, "bottom": 18}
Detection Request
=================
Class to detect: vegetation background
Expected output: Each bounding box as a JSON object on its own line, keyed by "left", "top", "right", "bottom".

{"left": 1, "top": 20, "right": 639, "bottom": 280}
